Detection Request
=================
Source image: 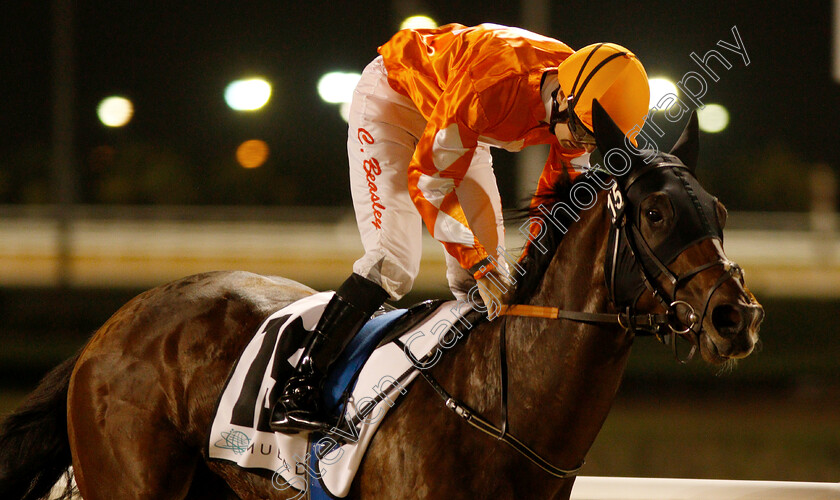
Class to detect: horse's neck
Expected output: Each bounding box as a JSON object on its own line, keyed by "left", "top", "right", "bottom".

{"left": 438, "top": 199, "right": 634, "bottom": 477}
{"left": 509, "top": 203, "right": 634, "bottom": 460}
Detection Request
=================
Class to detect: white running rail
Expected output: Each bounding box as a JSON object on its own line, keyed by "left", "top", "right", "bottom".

{"left": 51, "top": 474, "right": 840, "bottom": 499}
{"left": 570, "top": 476, "right": 840, "bottom": 499}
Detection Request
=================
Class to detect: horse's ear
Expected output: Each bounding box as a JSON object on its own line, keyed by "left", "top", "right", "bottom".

{"left": 592, "top": 98, "right": 627, "bottom": 159}
{"left": 669, "top": 110, "right": 699, "bottom": 172}
{"left": 592, "top": 98, "right": 640, "bottom": 185}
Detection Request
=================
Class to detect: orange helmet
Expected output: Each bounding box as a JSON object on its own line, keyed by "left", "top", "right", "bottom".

{"left": 556, "top": 43, "right": 650, "bottom": 143}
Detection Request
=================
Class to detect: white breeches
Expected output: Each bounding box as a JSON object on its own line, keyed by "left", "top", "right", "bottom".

{"left": 347, "top": 56, "right": 504, "bottom": 301}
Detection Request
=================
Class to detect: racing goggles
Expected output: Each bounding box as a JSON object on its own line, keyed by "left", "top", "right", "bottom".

{"left": 565, "top": 94, "right": 597, "bottom": 146}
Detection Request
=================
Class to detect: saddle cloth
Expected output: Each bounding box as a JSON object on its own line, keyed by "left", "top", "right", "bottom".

{"left": 207, "top": 291, "right": 475, "bottom": 498}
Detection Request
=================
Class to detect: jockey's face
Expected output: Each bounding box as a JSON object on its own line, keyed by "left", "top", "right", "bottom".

{"left": 555, "top": 123, "right": 596, "bottom": 153}
{"left": 553, "top": 94, "right": 596, "bottom": 153}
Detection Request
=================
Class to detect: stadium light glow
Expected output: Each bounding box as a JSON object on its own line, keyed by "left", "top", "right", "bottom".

{"left": 225, "top": 78, "right": 272, "bottom": 111}
{"left": 339, "top": 102, "right": 352, "bottom": 122}
{"left": 697, "top": 103, "right": 730, "bottom": 133}
{"left": 400, "top": 15, "right": 437, "bottom": 30}
{"left": 97, "top": 96, "right": 134, "bottom": 127}
{"left": 236, "top": 139, "right": 270, "bottom": 168}
{"left": 317, "top": 72, "right": 361, "bottom": 104}
{"left": 648, "top": 77, "right": 678, "bottom": 109}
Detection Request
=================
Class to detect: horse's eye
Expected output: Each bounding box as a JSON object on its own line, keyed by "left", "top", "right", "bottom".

{"left": 645, "top": 209, "right": 663, "bottom": 223}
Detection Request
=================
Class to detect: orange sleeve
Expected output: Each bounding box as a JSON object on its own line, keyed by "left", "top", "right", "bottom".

{"left": 407, "top": 81, "right": 491, "bottom": 272}
{"left": 527, "top": 144, "right": 584, "bottom": 242}
{"left": 533, "top": 144, "right": 583, "bottom": 200}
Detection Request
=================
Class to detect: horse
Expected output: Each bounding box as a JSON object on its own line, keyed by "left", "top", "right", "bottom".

{"left": 0, "top": 104, "right": 763, "bottom": 500}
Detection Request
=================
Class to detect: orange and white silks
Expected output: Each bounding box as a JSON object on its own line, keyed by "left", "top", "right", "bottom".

{"left": 348, "top": 24, "right": 585, "bottom": 300}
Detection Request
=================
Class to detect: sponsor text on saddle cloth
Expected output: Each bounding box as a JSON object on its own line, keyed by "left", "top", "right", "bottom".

{"left": 208, "top": 292, "right": 474, "bottom": 497}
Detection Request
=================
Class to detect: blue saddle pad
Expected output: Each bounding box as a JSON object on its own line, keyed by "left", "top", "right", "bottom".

{"left": 321, "top": 308, "right": 408, "bottom": 414}
{"left": 298, "top": 308, "right": 407, "bottom": 500}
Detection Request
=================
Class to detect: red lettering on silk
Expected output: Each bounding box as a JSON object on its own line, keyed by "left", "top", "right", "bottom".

{"left": 358, "top": 128, "right": 385, "bottom": 229}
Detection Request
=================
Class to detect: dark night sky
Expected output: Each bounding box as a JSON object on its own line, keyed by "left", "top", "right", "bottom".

{"left": 1, "top": 1, "right": 837, "bottom": 207}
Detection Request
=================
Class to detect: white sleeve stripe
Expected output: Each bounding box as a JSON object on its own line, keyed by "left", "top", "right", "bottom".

{"left": 416, "top": 174, "right": 455, "bottom": 209}
{"left": 433, "top": 211, "right": 475, "bottom": 245}
{"left": 432, "top": 123, "right": 469, "bottom": 172}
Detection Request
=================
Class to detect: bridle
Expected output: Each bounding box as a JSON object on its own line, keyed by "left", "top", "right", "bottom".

{"left": 416, "top": 162, "right": 746, "bottom": 479}
{"left": 504, "top": 163, "right": 744, "bottom": 361}
{"left": 602, "top": 163, "right": 745, "bottom": 361}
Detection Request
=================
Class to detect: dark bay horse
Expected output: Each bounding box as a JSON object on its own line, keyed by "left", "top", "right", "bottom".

{"left": 0, "top": 107, "right": 763, "bottom": 500}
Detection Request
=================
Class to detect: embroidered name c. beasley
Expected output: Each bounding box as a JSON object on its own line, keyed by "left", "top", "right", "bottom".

{"left": 357, "top": 128, "right": 386, "bottom": 229}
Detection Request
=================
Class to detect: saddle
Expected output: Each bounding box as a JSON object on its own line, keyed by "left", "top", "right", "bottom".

{"left": 208, "top": 291, "right": 481, "bottom": 498}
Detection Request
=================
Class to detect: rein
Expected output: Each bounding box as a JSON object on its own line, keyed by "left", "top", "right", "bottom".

{"left": 498, "top": 304, "right": 671, "bottom": 332}
{"left": 400, "top": 326, "right": 583, "bottom": 479}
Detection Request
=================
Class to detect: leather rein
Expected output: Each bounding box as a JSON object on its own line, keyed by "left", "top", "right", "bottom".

{"left": 416, "top": 167, "right": 745, "bottom": 480}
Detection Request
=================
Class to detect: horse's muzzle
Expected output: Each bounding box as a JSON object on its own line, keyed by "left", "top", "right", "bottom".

{"left": 709, "top": 302, "right": 764, "bottom": 358}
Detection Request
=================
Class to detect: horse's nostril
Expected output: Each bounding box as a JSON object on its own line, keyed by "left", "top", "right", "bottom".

{"left": 712, "top": 304, "right": 742, "bottom": 335}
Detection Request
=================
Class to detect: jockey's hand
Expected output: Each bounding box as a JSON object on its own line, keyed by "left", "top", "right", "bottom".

{"left": 476, "top": 269, "right": 511, "bottom": 320}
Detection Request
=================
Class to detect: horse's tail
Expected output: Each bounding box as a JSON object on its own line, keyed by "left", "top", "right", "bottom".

{"left": 0, "top": 352, "right": 80, "bottom": 500}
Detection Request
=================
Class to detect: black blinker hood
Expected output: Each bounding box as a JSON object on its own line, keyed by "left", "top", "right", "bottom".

{"left": 591, "top": 99, "right": 723, "bottom": 307}
{"left": 624, "top": 154, "right": 723, "bottom": 267}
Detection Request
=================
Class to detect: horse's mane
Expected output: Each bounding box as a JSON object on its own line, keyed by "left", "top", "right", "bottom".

{"left": 507, "top": 169, "right": 610, "bottom": 305}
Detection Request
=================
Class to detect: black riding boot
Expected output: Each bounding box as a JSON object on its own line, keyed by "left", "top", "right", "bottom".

{"left": 270, "top": 273, "right": 388, "bottom": 433}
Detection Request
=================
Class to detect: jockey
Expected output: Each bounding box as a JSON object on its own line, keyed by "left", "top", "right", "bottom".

{"left": 271, "top": 23, "right": 650, "bottom": 433}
